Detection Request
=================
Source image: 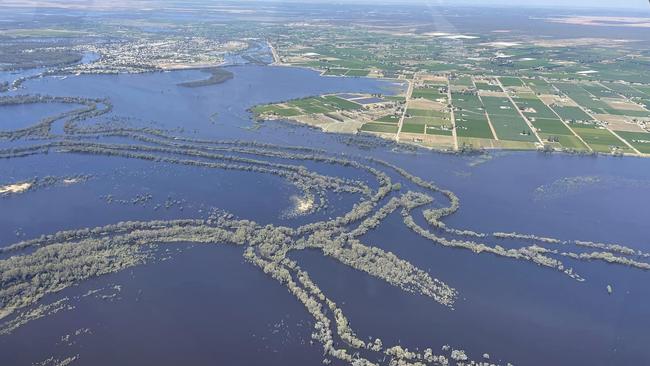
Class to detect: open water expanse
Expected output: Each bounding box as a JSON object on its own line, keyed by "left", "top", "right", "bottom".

{"left": 1, "top": 64, "right": 649, "bottom": 366}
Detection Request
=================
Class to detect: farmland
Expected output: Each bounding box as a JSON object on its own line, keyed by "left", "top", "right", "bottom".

{"left": 255, "top": 71, "right": 650, "bottom": 156}
{"left": 259, "top": 15, "right": 650, "bottom": 155}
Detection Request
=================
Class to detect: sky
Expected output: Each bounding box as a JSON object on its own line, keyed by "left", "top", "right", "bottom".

{"left": 0, "top": 0, "right": 647, "bottom": 10}
{"left": 328, "top": 0, "right": 649, "bottom": 9}
{"left": 444, "top": 0, "right": 647, "bottom": 9}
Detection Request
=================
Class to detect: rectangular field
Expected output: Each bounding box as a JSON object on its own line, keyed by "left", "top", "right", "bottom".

{"left": 452, "top": 92, "right": 495, "bottom": 139}
{"left": 360, "top": 122, "right": 398, "bottom": 134}
{"left": 570, "top": 124, "right": 628, "bottom": 153}
{"left": 614, "top": 131, "right": 650, "bottom": 154}
{"left": 499, "top": 76, "right": 524, "bottom": 87}
{"left": 412, "top": 87, "right": 446, "bottom": 100}
{"left": 551, "top": 105, "right": 593, "bottom": 122}
{"left": 482, "top": 96, "right": 536, "bottom": 142}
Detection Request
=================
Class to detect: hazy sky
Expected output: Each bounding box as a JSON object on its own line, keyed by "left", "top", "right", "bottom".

{"left": 323, "top": 0, "right": 649, "bottom": 9}
{"left": 1, "top": 0, "right": 647, "bottom": 10}
{"left": 445, "top": 0, "right": 647, "bottom": 8}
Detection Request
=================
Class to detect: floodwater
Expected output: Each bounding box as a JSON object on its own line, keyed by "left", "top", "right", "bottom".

{"left": 1, "top": 64, "right": 649, "bottom": 366}
{"left": 0, "top": 102, "right": 80, "bottom": 131}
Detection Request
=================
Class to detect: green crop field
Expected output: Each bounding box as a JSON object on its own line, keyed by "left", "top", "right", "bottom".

{"left": 452, "top": 92, "right": 495, "bottom": 139}
{"left": 570, "top": 124, "right": 627, "bottom": 152}
{"left": 475, "top": 82, "right": 502, "bottom": 92}
{"left": 322, "top": 95, "right": 361, "bottom": 110}
{"left": 401, "top": 123, "right": 425, "bottom": 134}
{"left": 425, "top": 127, "right": 453, "bottom": 136}
{"left": 252, "top": 105, "right": 279, "bottom": 114}
{"left": 614, "top": 131, "right": 650, "bottom": 154}
{"left": 450, "top": 76, "right": 473, "bottom": 87}
{"left": 513, "top": 95, "right": 558, "bottom": 119}
{"left": 407, "top": 109, "right": 447, "bottom": 118}
{"left": 426, "top": 117, "right": 453, "bottom": 128}
{"left": 551, "top": 106, "right": 593, "bottom": 122}
{"left": 273, "top": 108, "right": 302, "bottom": 117}
{"left": 489, "top": 115, "right": 537, "bottom": 142}
{"left": 581, "top": 84, "right": 618, "bottom": 98}
{"left": 499, "top": 77, "right": 524, "bottom": 87}
{"left": 531, "top": 118, "right": 573, "bottom": 136}
{"left": 635, "top": 86, "right": 650, "bottom": 96}
{"left": 323, "top": 68, "right": 348, "bottom": 76}
{"left": 360, "top": 122, "right": 398, "bottom": 133}
{"left": 384, "top": 96, "right": 406, "bottom": 102}
{"left": 601, "top": 82, "right": 648, "bottom": 98}
{"left": 523, "top": 78, "right": 555, "bottom": 94}
{"left": 455, "top": 115, "right": 494, "bottom": 139}
{"left": 452, "top": 93, "right": 483, "bottom": 113}
{"left": 345, "top": 69, "right": 370, "bottom": 77}
{"left": 482, "top": 96, "right": 536, "bottom": 141}
{"left": 403, "top": 117, "right": 430, "bottom": 125}
{"left": 375, "top": 114, "right": 400, "bottom": 124}
{"left": 287, "top": 98, "right": 333, "bottom": 114}
{"left": 253, "top": 105, "right": 302, "bottom": 117}
{"left": 550, "top": 135, "right": 589, "bottom": 150}
{"left": 412, "top": 87, "right": 445, "bottom": 100}
{"left": 554, "top": 83, "right": 612, "bottom": 113}
{"left": 600, "top": 108, "right": 650, "bottom": 118}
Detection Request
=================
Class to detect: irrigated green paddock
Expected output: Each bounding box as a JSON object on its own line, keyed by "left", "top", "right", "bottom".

{"left": 475, "top": 82, "right": 502, "bottom": 92}
{"left": 614, "top": 131, "right": 650, "bottom": 154}
{"left": 547, "top": 134, "right": 589, "bottom": 150}
{"left": 452, "top": 93, "right": 483, "bottom": 113}
{"left": 406, "top": 109, "right": 447, "bottom": 118}
{"left": 581, "top": 83, "right": 618, "bottom": 98}
{"left": 426, "top": 127, "right": 453, "bottom": 136}
{"left": 602, "top": 82, "right": 648, "bottom": 98}
{"left": 401, "top": 123, "right": 425, "bottom": 134}
{"left": 532, "top": 118, "right": 573, "bottom": 136}
{"left": 513, "top": 96, "right": 558, "bottom": 119}
{"left": 554, "top": 83, "right": 612, "bottom": 113}
{"left": 482, "top": 96, "right": 536, "bottom": 141}
{"left": 450, "top": 76, "right": 473, "bottom": 87}
{"left": 345, "top": 69, "right": 370, "bottom": 77}
{"left": 499, "top": 76, "right": 524, "bottom": 87}
{"left": 287, "top": 98, "right": 332, "bottom": 114}
{"left": 412, "top": 87, "right": 445, "bottom": 100}
{"left": 375, "top": 114, "right": 401, "bottom": 124}
{"left": 287, "top": 96, "right": 362, "bottom": 114}
{"left": 551, "top": 106, "right": 593, "bottom": 122}
{"left": 360, "top": 122, "right": 398, "bottom": 133}
{"left": 524, "top": 79, "right": 555, "bottom": 94}
{"left": 322, "top": 96, "right": 361, "bottom": 110}
{"left": 253, "top": 105, "right": 302, "bottom": 117}
{"left": 570, "top": 124, "right": 627, "bottom": 151}
{"left": 323, "top": 68, "right": 348, "bottom": 76}
{"left": 455, "top": 115, "right": 494, "bottom": 139}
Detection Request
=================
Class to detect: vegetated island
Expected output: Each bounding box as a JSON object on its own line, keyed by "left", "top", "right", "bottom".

{"left": 177, "top": 67, "right": 234, "bottom": 88}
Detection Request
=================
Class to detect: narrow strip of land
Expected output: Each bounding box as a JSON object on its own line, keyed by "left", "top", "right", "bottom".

{"left": 268, "top": 40, "right": 281, "bottom": 65}
{"left": 396, "top": 78, "right": 414, "bottom": 143}
{"left": 447, "top": 77, "right": 459, "bottom": 150}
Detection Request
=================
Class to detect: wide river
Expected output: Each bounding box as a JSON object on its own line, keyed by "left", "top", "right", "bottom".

{"left": 1, "top": 64, "right": 649, "bottom": 366}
